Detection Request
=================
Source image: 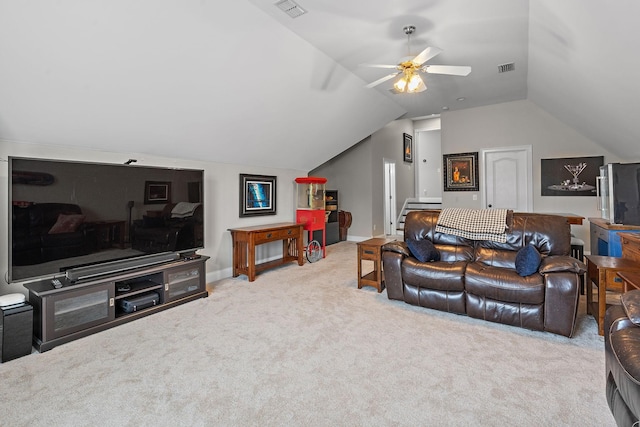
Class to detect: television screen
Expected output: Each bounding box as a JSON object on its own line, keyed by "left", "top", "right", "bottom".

{"left": 9, "top": 157, "right": 204, "bottom": 283}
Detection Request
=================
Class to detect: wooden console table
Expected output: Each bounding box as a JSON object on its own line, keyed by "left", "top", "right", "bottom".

{"left": 228, "top": 222, "right": 304, "bottom": 282}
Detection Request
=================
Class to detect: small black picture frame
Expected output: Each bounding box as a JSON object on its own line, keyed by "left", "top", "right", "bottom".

{"left": 403, "top": 133, "right": 413, "bottom": 163}
{"left": 443, "top": 152, "right": 479, "bottom": 191}
{"left": 239, "top": 174, "right": 277, "bottom": 217}
{"left": 144, "top": 181, "right": 172, "bottom": 204}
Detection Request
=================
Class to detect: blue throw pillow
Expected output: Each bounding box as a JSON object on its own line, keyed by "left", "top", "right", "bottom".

{"left": 515, "top": 245, "right": 541, "bottom": 276}
{"left": 406, "top": 238, "right": 440, "bottom": 263}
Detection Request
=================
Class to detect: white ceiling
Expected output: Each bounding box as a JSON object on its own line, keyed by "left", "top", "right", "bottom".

{"left": 1, "top": 1, "right": 639, "bottom": 170}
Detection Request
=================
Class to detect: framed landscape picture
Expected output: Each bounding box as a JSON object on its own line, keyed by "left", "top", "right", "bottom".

{"left": 239, "top": 174, "right": 277, "bottom": 217}
{"left": 443, "top": 152, "right": 479, "bottom": 191}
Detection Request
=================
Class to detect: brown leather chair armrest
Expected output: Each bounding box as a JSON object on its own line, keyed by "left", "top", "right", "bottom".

{"left": 622, "top": 290, "right": 640, "bottom": 326}
{"left": 539, "top": 255, "right": 586, "bottom": 274}
{"left": 382, "top": 241, "right": 410, "bottom": 257}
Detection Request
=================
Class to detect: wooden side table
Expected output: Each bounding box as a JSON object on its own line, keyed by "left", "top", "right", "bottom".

{"left": 585, "top": 255, "right": 640, "bottom": 335}
{"left": 357, "top": 237, "right": 396, "bottom": 293}
{"left": 617, "top": 271, "right": 640, "bottom": 293}
{"left": 87, "top": 220, "right": 126, "bottom": 249}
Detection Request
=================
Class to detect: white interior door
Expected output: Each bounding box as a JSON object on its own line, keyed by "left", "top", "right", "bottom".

{"left": 482, "top": 146, "right": 532, "bottom": 211}
{"left": 384, "top": 159, "right": 396, "bottom": 235}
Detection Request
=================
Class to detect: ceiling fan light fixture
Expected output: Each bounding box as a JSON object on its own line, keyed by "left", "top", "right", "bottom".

{"left": 407, "top": 73, "right": 425, "bottom": 92}
{"left": 394, "top": 76, "right": 408, "bottom": 92}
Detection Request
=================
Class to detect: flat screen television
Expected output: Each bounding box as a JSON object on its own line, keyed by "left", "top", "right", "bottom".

{"left": 9, "top": 157, "right": 204, "bottom": 283}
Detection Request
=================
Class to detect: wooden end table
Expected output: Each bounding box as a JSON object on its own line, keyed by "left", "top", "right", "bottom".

{"left": 585, "top": 255, "right": 640, "bottom": 335}
{"left": 87, "top": 220, "right": 126, "bottom": 249}
{"left": 617, "top": 271, "right": 640, "bottom": 293}
{"left": 357, "top": 237, "right": 396, "bottom": 293}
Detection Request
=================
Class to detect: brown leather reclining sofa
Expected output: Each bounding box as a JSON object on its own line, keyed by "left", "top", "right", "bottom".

{"left": 605, "top": 291, "right": 640, "bottom": 425}
{"left": 382, "top": 210, "right": 586, "bottom": 337}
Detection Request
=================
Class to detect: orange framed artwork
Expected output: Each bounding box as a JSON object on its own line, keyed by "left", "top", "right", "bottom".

{"left": 443, "top": 152, "right": 479, "bottom": 191}
{"left": 403, "top": 133, "right": 413, "bottom": 163}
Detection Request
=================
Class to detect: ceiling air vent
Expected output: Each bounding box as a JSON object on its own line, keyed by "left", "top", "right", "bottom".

{"left": 275, "top": 0, "right": 307, "bottom": 18}
{"left": 498, "top": 62, "right": 515, "bottom": 73}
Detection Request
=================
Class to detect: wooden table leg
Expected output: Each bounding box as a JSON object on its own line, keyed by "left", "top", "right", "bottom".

{"left": 375, "top": 255, "right": 383, "bottom": 293}
{"left": 248, "top": 238, "right": 256, "bottom": 282}
{"left": 231, "top": 238, "right": 239, "bottom": 278}
{"left": 297, "top": 236, "right": 304, "bottom": 266}
{"left": 357, "top": 246, "right": 363, "bottom": 289}
{"left": 585, "top": 259, "right": 593, "bottom": 315}
{"left": 598, "top": 268, "right": 607, "bottom": 336}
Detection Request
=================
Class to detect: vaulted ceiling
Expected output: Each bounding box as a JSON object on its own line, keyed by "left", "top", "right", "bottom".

{"left": 1, "top": 1, "right": 639, "bottom": 171}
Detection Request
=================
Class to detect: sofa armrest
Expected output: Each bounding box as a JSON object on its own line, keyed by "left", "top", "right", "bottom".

{"left": 621, "top": 290, "right": 640, "bottom": 326}
{"left": 382, "top": 241, "right": 410, "bottom": 257}
{"left": 382, "top": 249, "right": 405, "bottom": 301}
{"left": 539, "top": 255, "right": 586, "bottom": 275}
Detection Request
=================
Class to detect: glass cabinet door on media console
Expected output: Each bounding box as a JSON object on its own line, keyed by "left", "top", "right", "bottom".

{"left": 44, "top": 282, "right": 115, "bottom": 341}
{"left": 164, "top": 263, "right": 204, "bottom": 303}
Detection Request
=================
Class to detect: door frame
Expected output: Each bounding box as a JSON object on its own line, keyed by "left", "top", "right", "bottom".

{"left": 383, "top": 158, "right": 397, "bottom": 235}
{"left": 481, "top": 145, "right": 533, "bottom": 211}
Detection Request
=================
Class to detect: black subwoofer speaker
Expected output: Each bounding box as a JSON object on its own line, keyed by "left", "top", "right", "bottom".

{"left": 0, "top": 303, "right": 33, "bottom": 362}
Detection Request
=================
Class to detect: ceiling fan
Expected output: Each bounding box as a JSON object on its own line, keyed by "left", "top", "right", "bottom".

{"left": 361, "top": 25, "right": 471, "bottom": 93}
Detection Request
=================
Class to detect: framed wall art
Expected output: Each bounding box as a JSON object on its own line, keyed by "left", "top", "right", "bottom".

{"left": 403, "top": 133, "right": 413, "bottom": 163}
{"left": 443, "top": 152, "right": 479, "bottom": 191}
{"left": 541, "top": 156, "right": 603, "bottom": 196}
{"left": 239, "top": 174, "right": 277, "bottom": 217}
{"left": 144, "top": 181, "right": 172, "bottom": 204}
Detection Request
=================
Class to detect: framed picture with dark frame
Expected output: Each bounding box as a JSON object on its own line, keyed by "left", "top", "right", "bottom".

{"left": 239, "top": 174, "right": 277, "bottom": 217}
{"left": 443, "top": 152, "right": 479, "bottom": 191}
{"left": 403, "top": 133, "right": 413, "bottom": 163}
{"left": 144, "top": 181, "right": 172, "bottom": 204}
{"left": 541, "top": 156, "right": 603, "bottom": 196}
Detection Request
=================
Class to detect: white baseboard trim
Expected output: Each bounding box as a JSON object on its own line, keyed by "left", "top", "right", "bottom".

{"left": 347, "top": 235, "right": 370, "bottom": 242}
{"left": 205, "top": 252, "right": 299, "bottom": 284}
{"left": 347, "top": 234, "right": 401, "bottom": 242}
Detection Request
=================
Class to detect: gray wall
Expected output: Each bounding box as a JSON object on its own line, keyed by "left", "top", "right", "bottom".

{"left": 314, "top": 99, "right": 638, "bottom": 249}
{"left": 1, "top": 140, "right": 307, "bottom": 292}
{"left": 441, "top": 99, "right": 632, "bottom": 247}
{"left": 311, "top": 119, "right": 415, "bottom": 240}
{"left": 309, "top": 137, "right": 373, "bottom": 240}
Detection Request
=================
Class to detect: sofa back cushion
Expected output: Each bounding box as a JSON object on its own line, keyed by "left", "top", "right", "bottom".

{"left": 404, "top": 210, "right": 475, "bottom": 262}
{"left": 474, "top": 213, "right": 571, "bottom": 267}
{"left": 22, "top": 203, "right": 83, "bottom": 234}
{"left": 404, "top": 211, "right": 571, "bottom": 266}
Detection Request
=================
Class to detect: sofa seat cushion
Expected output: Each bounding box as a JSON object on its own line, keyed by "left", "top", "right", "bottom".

{"left": 402, "top": 258, "right": 467, "bottom": 292}
{"left": 465, "top": 262, "right": 545, "bottom": 305}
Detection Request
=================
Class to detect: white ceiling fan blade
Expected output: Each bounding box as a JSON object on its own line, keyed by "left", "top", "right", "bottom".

{"left": 359, "top": 63, "right": 398, "bottom": 69}
{"left": 365, "top": 73, "right": 399, "bottom": 88}
{"left": 411, "top": 46, "right": 443, "bottom": 66}
{"left": 423, "top": 65, "right": 472, "bottom": 76}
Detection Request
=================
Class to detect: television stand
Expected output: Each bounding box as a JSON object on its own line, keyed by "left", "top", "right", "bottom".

{"left": 24, "top": 256, "right": 209, "bottom": 352}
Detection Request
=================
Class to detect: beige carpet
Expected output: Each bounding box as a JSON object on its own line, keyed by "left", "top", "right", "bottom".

{"left": 0, "top": 242, "right": 614, "bottom": 426}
